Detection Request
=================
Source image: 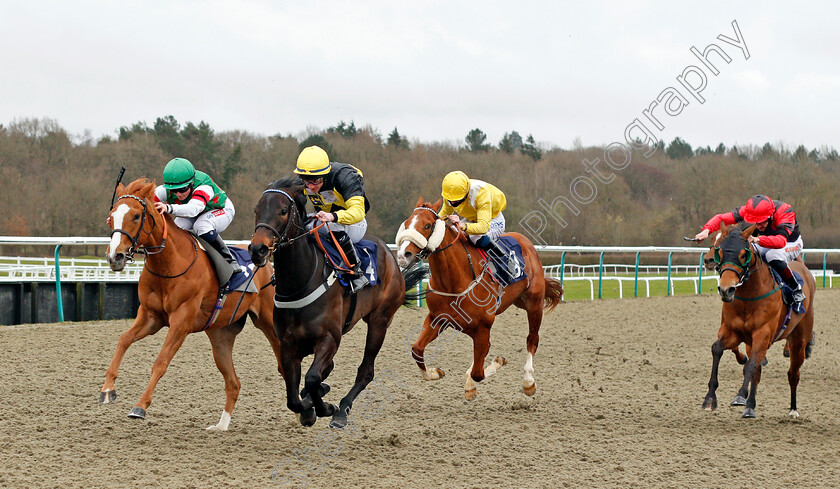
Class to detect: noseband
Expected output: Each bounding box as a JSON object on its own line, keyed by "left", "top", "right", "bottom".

{"left": 109, "top": 194, "right": 166, "bottom": 261}
{"left": 717, "top": 241, "right": 758, "bottom": 288}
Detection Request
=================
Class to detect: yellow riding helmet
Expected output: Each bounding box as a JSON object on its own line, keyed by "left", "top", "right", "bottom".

{"left": 441, "top": 171, "right": 470, "bottom": 201}
{"left": 294, "top": 146, "right": 331, "bottom": 176}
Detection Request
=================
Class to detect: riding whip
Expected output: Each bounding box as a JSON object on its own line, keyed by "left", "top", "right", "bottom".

{"left": 110, "top": 166, "right": 126, "bottom": 209}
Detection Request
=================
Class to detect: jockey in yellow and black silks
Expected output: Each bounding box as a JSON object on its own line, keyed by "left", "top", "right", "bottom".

{"left": 438, "top": 170, "right": 516, "bottom": 275}
{"left": 294, "top": 145, "right": 371, "bottom": 292}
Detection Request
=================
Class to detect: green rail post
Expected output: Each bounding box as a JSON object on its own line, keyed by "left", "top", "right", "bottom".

{"left": 559, "top": 251, "right": 566, "bottom": 285}
{"left": 54, "top": 244, "right": 64, "bottom": 322}
{"left": 598, "top": 252, "right": 605, "bottom": 299}
{"left": 634, "top": 251, "right": 641, "bottom": 297}
{"left": 823, "top": 253, "right": 828, "bottom": 288}
{"left": 698, "top": 252, "right": 704, "bottom": 294}
{"left": 666, "top": 251, "right": 674, "bottom": 297}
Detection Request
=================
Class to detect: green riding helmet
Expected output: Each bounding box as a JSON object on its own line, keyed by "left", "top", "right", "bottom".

{"left": 163, "top": 158, "right": 196, "bottom": 190}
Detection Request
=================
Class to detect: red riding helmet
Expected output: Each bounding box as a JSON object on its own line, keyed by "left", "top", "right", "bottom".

{"left": 742, "top": 195, "right": 775, "bottom": 223}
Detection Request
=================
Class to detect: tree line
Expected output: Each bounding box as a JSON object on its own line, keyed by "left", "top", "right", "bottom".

{"left": 1, "top": 116, "right": 839, "bottom": 254}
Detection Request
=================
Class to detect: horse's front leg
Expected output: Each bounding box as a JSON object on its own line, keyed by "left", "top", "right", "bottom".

{"left": 280, "top": 342, "right": 312, "bottom": 424}
{"left": 100, "top": 306, "right": 163, "bottom": 404}
{"left": 465, "top": 325, "right": 504, "bottom": 401}
{"left": 703, "top": 339, "right": 728, "bottom": 411}
{"left": 304, "top": 336, "right": 339, "bottom": 422}
{"left": 411, "top": 315, "right": 445, "bottom": 380}
{"left": 128, "top": 305, "right": 196, "bottom": 420}
{"left": 738, "top": 331, "right": 771, "bottom": 418}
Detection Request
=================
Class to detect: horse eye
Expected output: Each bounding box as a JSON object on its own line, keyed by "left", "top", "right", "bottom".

{"left": 424, "top": 223, "right": 431, "bottom": 230}
{"left": 133, "top": 214, "right": 141, "bottom": 221}
{"left": 280, "top": 208, "right": 288, "bottom": 216}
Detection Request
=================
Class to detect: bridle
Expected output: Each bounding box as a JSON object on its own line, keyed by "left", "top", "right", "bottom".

{"left": 715, "top": 238, "right": 760, "bottom": 289}
{"left": 254, "top": 189, "right": 308, "bottom": 251}
{"left": 403, "top": 207, "right": 460, "bottom": 266}
{"left": 109, "top": 194, "right": 167, "bottom": 262}
{"left": 254, "top": 189, "right": 318, "bottom": 253}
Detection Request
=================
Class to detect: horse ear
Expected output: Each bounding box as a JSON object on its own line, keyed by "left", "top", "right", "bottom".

{"left": 431, "top": 199, "right": 442, "bottom": 212}
{"left": 140, "top": 180, "right": 156, "bottom": 200}
{"left": 414, "top": 196, "right": 424, "bottom": 208}
{"left": 116, "top": 183, "right": 127, "bottom": 196}
{"left": 741, "top": 223, "right": 756, "bottom": 240}
{"left": 720, "top": 223, "right": 730, "bottom": 236}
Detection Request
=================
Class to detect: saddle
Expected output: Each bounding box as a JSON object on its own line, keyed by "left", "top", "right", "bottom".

{"left": 311, "top": 234, "right": 380, "bottom": 292}
{"left": 195, "top": 236, "right": 257, "bottom": 294}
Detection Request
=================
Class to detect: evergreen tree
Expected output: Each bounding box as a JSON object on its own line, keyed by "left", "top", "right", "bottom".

{"left": 327, "top": 120, "right": 359, "bottom": 139}
{"left": 666, "top": 137, "right": 693, "bottom": 160}
{"left": 465, "top": 128, "right": 490, "bottom": 152}
{"left": 498, "top": 131, "right": 523, "bottom": 154}
{"left": 299, "top": 133, "right": 335, "bottom": 160}
{"left": 386, "top": 127, "right": 409, "bottom": 149}
{"left": 519, "top": 134, "right": 542, "bottom": 161}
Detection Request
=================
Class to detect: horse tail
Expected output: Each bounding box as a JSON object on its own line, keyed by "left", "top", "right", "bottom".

{"left": 402, "top": 264, "right": 429, "bottom": 307}
{"left": 543, "top": 277, "right": 564, "bottom": 313}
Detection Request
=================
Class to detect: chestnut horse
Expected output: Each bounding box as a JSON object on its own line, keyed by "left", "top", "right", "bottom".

{"left": 395, "top": 198, "right": 564, "bottom": 399}
{"left": 249, "top": 178, "right": 421, "bottom": 428}
{"left": 102, "top": 178, "right": 283, "bottom": 430}
{"left": 702, "top": 222, "right": 815, "bottom": 418}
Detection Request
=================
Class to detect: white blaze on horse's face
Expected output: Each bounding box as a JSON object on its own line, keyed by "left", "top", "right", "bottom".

{"left": 108, "top": 203, "right": 131, "bottom": 259}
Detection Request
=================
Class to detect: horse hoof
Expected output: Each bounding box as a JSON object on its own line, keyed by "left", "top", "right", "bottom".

{"left": 702, "top": 398, "right": 717, "bottom": 411}
{"left": 465, "top": 388, "right": 477, "bottom": 400}
{"left": 127, "top": 407, "right": 146, "bottom": 419}
{"left": 494, "top": 356, "right": 507, "bottom": 367}
{"left": 783, "top": 348, "right": 790, "bottom": 358}
{"left": 99, "top": 390, "right": 117, "bottom": 404}
{"left": 761, "top": 358, "right": 768, "bottom": 366}
{"left": 741, "top": 407, "right": 756, "bottom": 418}
{"left": 789, "top": 409, "right": 800, "bottom": 418}
{"left": 316, "top": 403, "right": 337, "bottom": 418}
{"left": 731, "top": 395, "right": 747, "bottom": 406}
{"left": 299, "top": 408, "right": 317, "bottom": 427}
{"left": 330, "top": 407, "right": 350, "bottom": 429}
{"left": 523, "top": 382, "right": 536, "bottom": 397}
{"left": 300, "top": 382, "right": 331, "bottom": 400}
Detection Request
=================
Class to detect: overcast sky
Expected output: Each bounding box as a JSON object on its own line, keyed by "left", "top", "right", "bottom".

{"left": 2, "top": 1, "right": 837, "bottom": 150}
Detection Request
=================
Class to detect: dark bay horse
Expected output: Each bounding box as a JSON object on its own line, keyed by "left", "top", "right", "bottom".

{"left": 702, "top": 222, "right": 815, "bottom": 418}
{"left": 249, "top": 178, "right": 421, "bottom": 428}
{"left": 395, "top": 198, "right": 564, "bottom": 399}
{"left": 103, "top": 178, "right": 283, "bottom": 430}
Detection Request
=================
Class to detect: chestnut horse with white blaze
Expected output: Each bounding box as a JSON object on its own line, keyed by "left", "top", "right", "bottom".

{"left": 102, "top": 178, "right": 283, "bottom": 430}
{"left": 702, "top": 222, "right": 815, "bottom": 418}
{"left": 396, "top": 198, "right": 563, "bottom": 399}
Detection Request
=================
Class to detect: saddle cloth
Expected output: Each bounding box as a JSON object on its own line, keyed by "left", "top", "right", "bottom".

{"left": 768, "top": 267, "right": 806, "bottom": 314}
{"left": 481, "top": 236, "right": 527, "bottom": 286}
{"left": 196, "top": 238, "right": 258, "bottom": 293}
{"left": 317, "top": 237, "right": 380, "bottom": 287}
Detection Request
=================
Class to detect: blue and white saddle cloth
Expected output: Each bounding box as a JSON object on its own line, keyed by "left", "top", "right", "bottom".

{"left": 318, "top": 238, "right": 380, "bottom": 287}
{"left": 484, "top": 236, "right": 527, "bottom": 286}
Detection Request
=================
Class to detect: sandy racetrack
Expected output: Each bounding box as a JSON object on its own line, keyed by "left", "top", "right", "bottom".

{"left": 2, "top": 291, "right": 840, "bottom": 488}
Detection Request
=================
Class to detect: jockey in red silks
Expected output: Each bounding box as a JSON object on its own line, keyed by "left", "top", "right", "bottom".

{"left": 694, "top": 194, "right": 805, "bottom": 306}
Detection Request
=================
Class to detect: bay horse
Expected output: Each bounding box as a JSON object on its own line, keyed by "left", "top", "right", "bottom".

{"left": 395, "top": 198, "right": 564, "bottom": 399}
{"left": 702, "top": 222, "right": 815, "bottom": 418}
{"left": 248, "top": 178, "right": 421, "bottom": 428}
{"left": 102, "top": 178, "right": 283, "bottom": 430}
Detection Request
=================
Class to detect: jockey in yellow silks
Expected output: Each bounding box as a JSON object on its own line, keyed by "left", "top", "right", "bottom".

{"left": 438, "top": 170, "right": 516, "bottom": 275}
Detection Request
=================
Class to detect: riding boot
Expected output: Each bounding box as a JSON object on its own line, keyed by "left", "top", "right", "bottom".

{"left": 202, "top": 232, "right": 243, "bottom": 277}
{"left": 335, "top": 231, "right": 368, "bottom": 293}
{"left": 482, "top": 237, "right": 517, "bottom": 277}
{"left": 772, "top": 260, "right": 805, "bottom": 305}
